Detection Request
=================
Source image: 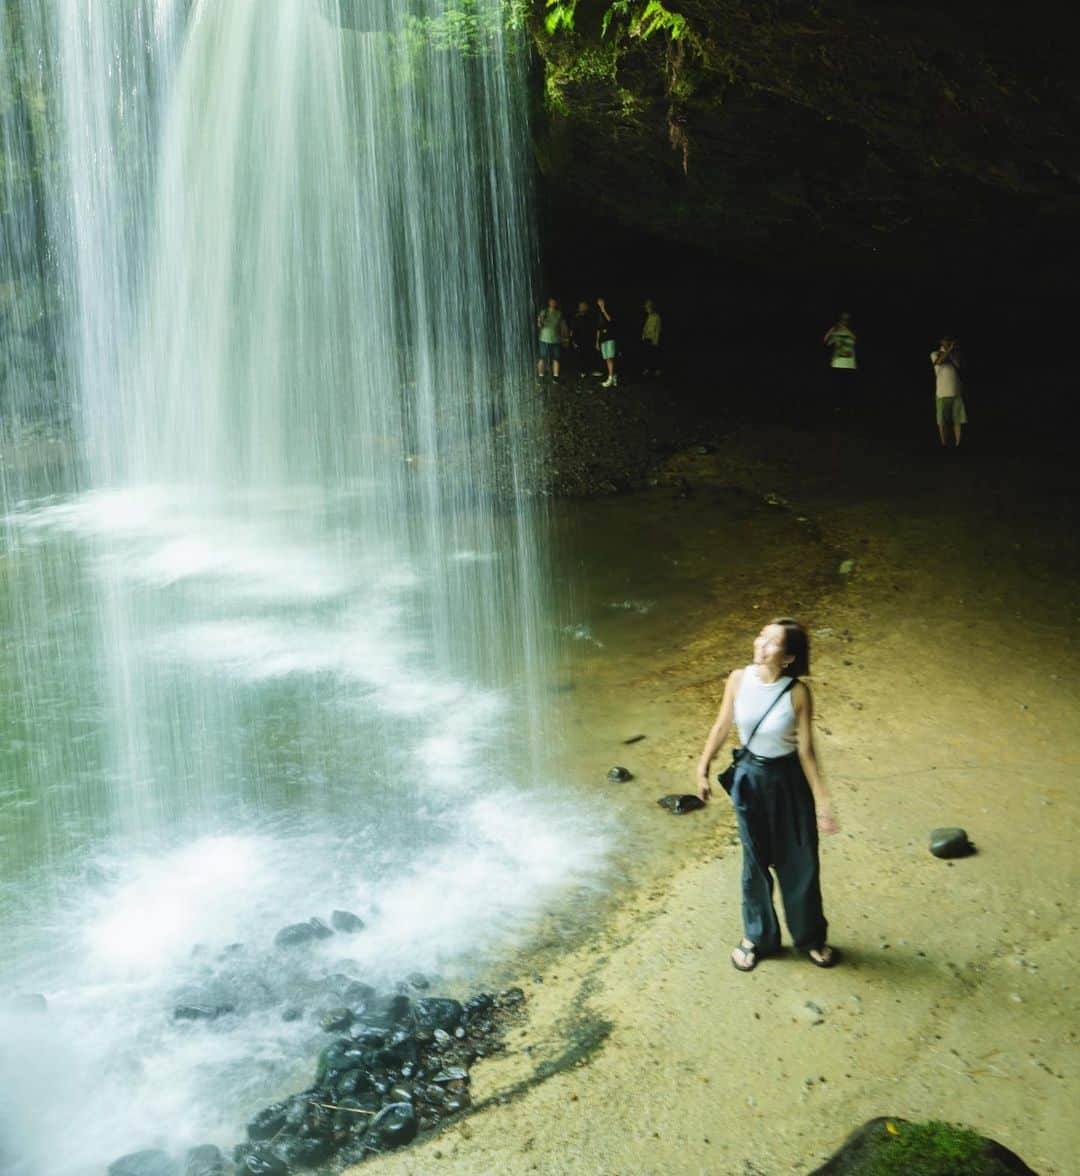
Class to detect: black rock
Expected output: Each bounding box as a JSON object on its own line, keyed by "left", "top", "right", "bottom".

{"left": 330, "top": 910, "right": 366, "bottom": 933}
{"left": 318, "top": 972, "right": 359, "bottom": 998}
{"left": 275, "top": 1136, "right": 334, "bottom": 1169}
{"left": 348, "top": 1023, "right": 387, "bottom": 1048}
{"left": 370, "top": 992, "right": 412, "bottom": 1027}
{"left": 463, "top": 993, "right": 494, "bottom": 1020}
{"left": 431, "top": 1065, "right": 469, "bottom": 1085}
{"left": 273, "top": 923, "right": 319, "bottom": 949}
{"left": 107, "top": 1151, "right": 179, "bottom": 1176}
{"left": 330, "top": 1096, "right": 371, "bottom": 1140}
{"left": 334, "top": 1093, "right": 380, "bottom": 1134}
{"left": 378, "top": 1029, "right": 419, "bottom": 1070}
{"left": 929, "top": 827, "right": 976, "bottom": 859}
{"left": 657, "top": 793, "right": 705, "bottom": 815}
{"left": 308, "top": 917, "right": 334, "bottom": 939}
{"left": 317, "top": 1040, "right": 370, "bottom": 1082}
{"left": 318, "top": 1007, "right": 353, "bottom": 1032}
{"left": 237, "top": 1147, "right": 286, "bottom": 1176}
{"left": 302, "top": 1099, "right": 336, "bottom": 1140}
{"left": 368, "top": 1102, "right": 418, "bottom": 1150}
{"left": 247, "top": 1103, "right": 288, "bottom": 1142}
{"left": 280, "top": 1006, "right": 302, "bottom": 1022}
{"left": 413, "top": 997, "right": 463, "bottom": 1033}
{"left": 335, "top": 1077, "right": 381, "bottom": 1109}
{"left": 406, "top": 971, "right": 431, "bottom": 990}
{"left": 497, "top": 986, "right": 525, "bottom": 1008}
{"left": 342, "top": 980, "right": 377, "bottom": 1011}
{"left": 810, "top": 1116, "right": 1037, "bottom": 1174}
{"left": 607, "top": 765, "right": 633, "bottom": 782}
{"left": 185, "top": 1144, "right": 228, "bottom": 1176}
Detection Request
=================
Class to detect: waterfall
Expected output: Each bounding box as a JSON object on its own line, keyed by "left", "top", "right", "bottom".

{"left": 0, "top": 2, "right": 606, "bottom": 1169}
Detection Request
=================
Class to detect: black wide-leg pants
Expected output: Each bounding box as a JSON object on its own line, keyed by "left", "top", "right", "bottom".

{"left": 730, "top": 750, "right": 828, "bottom": 952}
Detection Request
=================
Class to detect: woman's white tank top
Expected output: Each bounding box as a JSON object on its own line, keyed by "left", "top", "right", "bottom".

{"left": 734, "top": 666, "right": 797, "bottom": 758}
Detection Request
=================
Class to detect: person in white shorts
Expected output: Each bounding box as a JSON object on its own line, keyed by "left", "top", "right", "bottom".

{"left": 931, "top": 335, "right": 967, "bottom": 448}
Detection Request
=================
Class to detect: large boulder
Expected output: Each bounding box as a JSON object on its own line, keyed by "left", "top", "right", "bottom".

{"left": 811, "top": 1117, "right": 1037, "bottom": 1174}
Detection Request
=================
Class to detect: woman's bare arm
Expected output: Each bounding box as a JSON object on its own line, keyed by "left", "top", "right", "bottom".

{"left": 793, "top": 682, "right": 838, "bottom": 833}
{"left": 695, "top": 669, "right": 742, "bottom": 802}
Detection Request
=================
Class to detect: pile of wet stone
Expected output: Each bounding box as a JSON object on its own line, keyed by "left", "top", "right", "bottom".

{"left": 107, "top": 913, "right": 527, "bottom": 1176}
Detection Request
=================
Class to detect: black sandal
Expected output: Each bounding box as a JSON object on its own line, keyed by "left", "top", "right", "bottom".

{"left": 731, "top": 940, "right": 758, "bottom": 973}
{"left": 807, "top": 945, "right": 839, "bottom": 968}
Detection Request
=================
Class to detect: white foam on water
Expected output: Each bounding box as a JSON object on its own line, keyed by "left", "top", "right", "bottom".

{"left": 0, "top": 488, "right": 613, "bottom": 1173}
{"left": 0, "top": 796, "right": 610, "bottom": 1175}
{"left": 10, "top": 486, "right": 383, "bottom": 602}
{"left": 80, "top": 835, "right": 273, "bottom": 976}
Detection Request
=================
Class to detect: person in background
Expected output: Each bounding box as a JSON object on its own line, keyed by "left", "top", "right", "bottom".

{"left": 570, "top": 299, "right": 593, "bottom": 380}
{"left": 931, "top": 335, "right": 967, "bottom": 448}
{"left": 695, "top": 618, "right": 839, "bottom": 974}
{"left": 641, "top": 298, "right": 662, "bottom": 376}
{"left": 823, "top": 312, "right": 857, "bottom": 371}
{"left": 536, "top": 297, "right": 564, "bottom": 382}
{"left": 822, "top": 312, "right": 857, "bottom": 414}
{"left": 596, "top": 297, "right": 617, "bottom": 388}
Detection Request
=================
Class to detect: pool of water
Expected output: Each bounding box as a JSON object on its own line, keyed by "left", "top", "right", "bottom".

{"left": 0, "top": 456, "right": 830, "bottom": 1173}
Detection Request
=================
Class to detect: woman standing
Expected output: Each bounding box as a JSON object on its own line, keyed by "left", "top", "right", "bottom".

{"left": 696, "top": 618, "right": 839, "bottom": 972}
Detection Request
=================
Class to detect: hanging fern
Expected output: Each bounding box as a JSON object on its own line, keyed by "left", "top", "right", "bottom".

{"left": 601, "top": 0, "right": 687, "bottom": 41}
{"left": 544, "top": 0, "right": 688, "bottom": 42}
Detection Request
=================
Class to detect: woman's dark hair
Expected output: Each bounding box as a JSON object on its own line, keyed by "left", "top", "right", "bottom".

{"left": 771, "top": 616, "right": 810, "bottom": 677}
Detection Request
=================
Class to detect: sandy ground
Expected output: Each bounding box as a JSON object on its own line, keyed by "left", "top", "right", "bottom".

{"left": 358, "top": 425, "right": 1078, "bottom": 1176}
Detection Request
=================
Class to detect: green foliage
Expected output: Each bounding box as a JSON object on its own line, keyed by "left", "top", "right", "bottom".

{"left": 545, "top": 0, "right": 688, "bottom": 40}
{"left": 601, "top": 0, "right": 687, "bottom": 41}
{"left": 544, "top": 0, "right": 578, "bottom": 34}
{"left": 542, "top": 44, "right": 619, "bottom": 115}
{"left": 860, "top": 1120, "right": 1013, "bottom": 1176}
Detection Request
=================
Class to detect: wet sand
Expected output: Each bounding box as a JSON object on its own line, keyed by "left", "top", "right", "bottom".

{"left": 361, "top": 424, "right": 1078, "bottom": 1176}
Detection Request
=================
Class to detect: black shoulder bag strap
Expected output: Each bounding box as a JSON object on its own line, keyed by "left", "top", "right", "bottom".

{"left": 740, "top": 677, "right": 797, "bottom": 756}
{"left": 718, "top": 676, "right": 799, "bottom": 794}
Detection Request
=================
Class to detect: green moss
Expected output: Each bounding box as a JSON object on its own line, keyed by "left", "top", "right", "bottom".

{"left": 542, "top": 44, "right": 620, "bottom": 115}
{"left": 860, "top": 1120, "right": 1015, "bottom": 1176}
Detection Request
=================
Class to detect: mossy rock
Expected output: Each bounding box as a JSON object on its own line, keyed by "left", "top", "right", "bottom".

{"left": 811, "top": 1117, "right": 1037, "bottom": 1175}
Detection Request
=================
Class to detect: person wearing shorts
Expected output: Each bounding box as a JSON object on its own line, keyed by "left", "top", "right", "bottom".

{"left": 641, "top": 298, "right": 662, "bottom": 376}
{"left": 537, "top": 297, "right": 564, "bottom": 382}
{"left": 596, "top": 297, "right": 617, "bottom": 387}
{"left": 931, "top": 336, "right": 967, "bottom": 447}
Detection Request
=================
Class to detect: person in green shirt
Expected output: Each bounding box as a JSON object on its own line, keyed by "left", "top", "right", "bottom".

{"left": 536, "top": 297, "right": 564, "bottom": 382}
{"left": 823, "top": 312, "right": 856, "bottom": 370}
{"left": 822, "top": 311, "right": 857, "bottom": 415}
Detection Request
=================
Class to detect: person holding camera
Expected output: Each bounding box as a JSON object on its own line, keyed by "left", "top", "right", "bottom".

{"left": 931, "top": 335, "right": 966, "bottom": 448}
{"left": 595, "top": 297, "right": 617, "bottom": 388}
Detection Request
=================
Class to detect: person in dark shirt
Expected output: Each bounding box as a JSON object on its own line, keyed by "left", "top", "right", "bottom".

{"left": 569, "top": 300, "right": 594, "bottom": 380}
